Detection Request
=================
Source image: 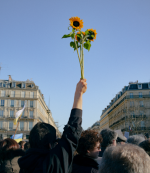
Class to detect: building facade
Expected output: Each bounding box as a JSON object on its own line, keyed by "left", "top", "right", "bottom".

{"left": 0, "top": 76, "right": 60, "bottom": 140}
{"left": 100, "top": 82, "right": 150, "bottom": 136}
{"left": 87, "top": 121, "right": 100, "bottom": 132}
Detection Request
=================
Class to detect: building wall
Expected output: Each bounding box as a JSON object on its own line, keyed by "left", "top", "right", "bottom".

{"left": 0, "top": 78, "right": 60, "bottom": 140}
{"left": 100, "top": 83, "right": 150, "bottom": 136}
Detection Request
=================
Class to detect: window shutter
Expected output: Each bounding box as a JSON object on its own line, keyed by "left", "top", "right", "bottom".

{"left": 28, "top": 100, "right": 30, "bottom": 107}
{"left": 33, "top": 101, "right": 36, "bottom": 108}
{"left": 25, "top": 100, "right": 27, "bottom": 106}
{"left": 14, "top": 100, "right": 17, "bottom": 107}
{"left": 19, "top": 100, "right": 21, "bottom": 107}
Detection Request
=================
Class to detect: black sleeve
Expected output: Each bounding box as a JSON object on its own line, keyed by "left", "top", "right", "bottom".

{"left": 43, "top": 108, "right": 82, "bottom": 173}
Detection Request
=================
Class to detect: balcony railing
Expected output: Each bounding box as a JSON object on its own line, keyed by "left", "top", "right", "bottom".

{"left": 109, "top": 115, "right": 147, "bottom": 128}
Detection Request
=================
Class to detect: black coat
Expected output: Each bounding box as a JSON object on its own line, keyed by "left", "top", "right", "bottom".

{"left": 0, "top": 149, "right": 25, "bottom": 173}
{"left": 72, "top": 154, "right": 99, "bottom": 173}
{"left": 18, "top": 108, "right": 82, "bottom": 173}
{"left": 99, "top": 147, "right": 106, "bottom": 157}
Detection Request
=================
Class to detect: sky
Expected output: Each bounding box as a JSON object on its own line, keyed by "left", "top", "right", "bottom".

{"left": 0, "top": 0, "right": 150, "bottom": 132}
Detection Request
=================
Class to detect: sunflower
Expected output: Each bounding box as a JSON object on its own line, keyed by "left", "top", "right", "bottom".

{"left": 75, "top": 32, "right": 85, "bottom": 42}
{"left": 87, "top": 29, "right": 97, "bottom": 41}
{"left": 69, "top": 17, "right": 84, "bottom": 30}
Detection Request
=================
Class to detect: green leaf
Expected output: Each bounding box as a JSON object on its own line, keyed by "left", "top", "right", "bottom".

{"left": 71, "top": 33, "right": 75, "bottom": 39}
{"left": 68, "top": 27, "right": 70, "bottom": 30}
{"left": 77, "top": 34, "right": 82, "bottom": 39}
{"left": 85, "top": 29, "right": 89, "bottom": 35}
{"left": 84, "top": 41, "right": 91, "bottom": 51}
{"left": 72, "top": 28, "right": 75, "bottom": 32}
{"left": 62, "top": 34, "right": 71, "bottom": 38}
{"left": 70, "top": 42, "right": 76, "bottom": 49}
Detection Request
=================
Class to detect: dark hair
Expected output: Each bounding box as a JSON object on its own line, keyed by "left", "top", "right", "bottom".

{"left": 139, "top": 139, "right": 150, "bottom": 156}
{"left": 100, "top": 128, "right": 117, "bottom": 147}
{"left": 29, "top": 122, "right": 56, "bottom": 149}
{"left": 0, "top": 138, "right": 20, "bottom": 151}
{"left": 24, "top": 142, "right": 30, "bottom": 151}
{"left": 77, "top": 130, "right": 102, "bottom": 155}
{"left": 127, "top": 135, "right": 145, "bottom": 145}
{"left": 99, "top": 144, "right": 150, "bottom": 173}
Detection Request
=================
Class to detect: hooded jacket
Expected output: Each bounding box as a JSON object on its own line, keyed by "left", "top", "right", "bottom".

{"left": 18, "top": 108, "right": 82, "bottom": 173}
{"left": 0, "top": 149, "right": 25, "bottom": 173}
{"left": 72, "top": 154, "right": 99, "bottom": 173}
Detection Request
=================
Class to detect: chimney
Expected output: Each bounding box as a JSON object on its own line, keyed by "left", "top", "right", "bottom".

{"left": 8, "top": 75, "right": 12, "bottom": 82}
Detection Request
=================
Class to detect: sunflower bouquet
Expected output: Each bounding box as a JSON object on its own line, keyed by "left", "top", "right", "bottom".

{"left": 62, "top": 17, "right": 97, "bottom": 79}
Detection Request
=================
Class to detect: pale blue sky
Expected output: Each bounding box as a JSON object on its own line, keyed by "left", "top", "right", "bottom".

{"left": 0, "top": 0, "right": 150, "bottom": 132}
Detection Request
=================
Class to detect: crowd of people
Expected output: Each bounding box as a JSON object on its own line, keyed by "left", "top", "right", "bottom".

{"left": 0, "top": 79, "right": 150, "bottom": 173}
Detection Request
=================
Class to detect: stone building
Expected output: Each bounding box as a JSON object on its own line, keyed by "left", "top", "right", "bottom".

{"left": 0, "top": 75, "right": 60, "bottom": 140}
{"left": 100, "top": 81, "right": 150, "bottom": 136}
{"left": 88, "top": 121, "right": 100, "bottom": 132}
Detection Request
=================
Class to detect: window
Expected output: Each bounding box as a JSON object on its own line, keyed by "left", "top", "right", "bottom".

{"left": 11, "top": 91, "right": 15, "bottom": 97}
{"left": 148, "top": 83, "right": 150, "bottom": 89}
{"left": 0, "top": 121, "right": 3, "bottom": 128}
{"left": 131, "top": 111, "right": 135, "bottom": 118}
{"left": 30, "top": 101, "right": 33, "bottom": 108}
{"left": 0, "top": 110, "right": 3, "bottom": 117}
{"left": 138, "top": 84, "right": 142, "bottom": 89}
{"left": 10, "top": 100, "right": 14, "bottom": 107}
{"left": 1, "top": 91, "right": 5, "bottom": 97}
{"left": 21, "top": 100, "right": 24, "bottom": 107}
{"left": 140, "top": 111, "right": 144, "bottom": 116}
{"left": 30, "top": 111, "right": 33, "bottom": 118}
{"left": 139, "top": 92, "right": 143, "bottom": 98}
{"left": 22, "top": 83, "right": 26, "bottom": 88}
{"left": 30, "top": 92, "right": 34, "bottom": 98}
{"left": 140, "top": 101, "right": 144, "bottom": 107}
{"left": 11, "top": 82, "right": 16, "bottom": 88}
{"left": 21, "top": 91, "right": 25, "bottom": 98}
{"left": 21, "top": 110, "right": 25, "bottom": 117}
{"left": 20, "top": 121, "right": 24, "bottom": 130}
{"left": 31, "top": 84, "right": 34, "bottom": 88}
{"left": 130, "top": 93, "right": 133, "bottom": 98}
{"left": 10, "top": 110, "right": 14, "bottom": 118}
{"left": 1, "top": 100, "right": 5, "bottom": 107}
{"left": 141, "top": 121, "right": 145, "bottom": 130}
{"left": 3, "top": 83, "right": 6, "bottom": 87}
{"left": 0, "top": 83, "right": 2, "bottom": 87}
{"left": 29, "top": 122, "right": 33, "bottom": 130}
{"left": 130, "top": 101, "right": 134, "bottom": 107}
{"left": 9, "top": 121, "right": 13, "bottom": 130}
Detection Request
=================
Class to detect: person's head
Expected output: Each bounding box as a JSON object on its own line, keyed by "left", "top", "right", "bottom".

{"left": 29, "top": 122, "right": 56, "bottom": 149}
{"left": 139, "top": 139, "right": 150, "bottom": 156}
{"left": 99, "top": 144, "right": 150, "bottom": 173}
{"left": 24, "top": 142, "right": 30, "bottom": 151}
{"left": 127, "top": 135, "right": 145, "bottom": 145}
{"left": 100, "top": 128, "right": 118, "bottom": 148}
{"left": 0, "top": 138, "right": 20, "bottom": 151}
{"left": 77, "top": 130, "right": 102, "bottom": 159}
{"left": 18, "top": 141, "right": 26, "bottom": 150}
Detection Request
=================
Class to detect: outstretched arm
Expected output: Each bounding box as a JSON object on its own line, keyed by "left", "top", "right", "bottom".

{"left": 72, "top": 79, "right": 87, "bottom": 110}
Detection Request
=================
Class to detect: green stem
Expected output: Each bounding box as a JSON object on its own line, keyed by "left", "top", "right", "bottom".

{"left": 81, "top": 41, "right": 84, "bottom": 79}
{"left": 74, "top": 39, "right": 81, "bottom": 66}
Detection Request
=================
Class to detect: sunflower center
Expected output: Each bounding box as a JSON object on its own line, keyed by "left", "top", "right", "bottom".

{"left": 88, "top": 31, "right": 95, "bottom": 40}
{"left": 73, "top": 21, "right": 80, "bottom": 27}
